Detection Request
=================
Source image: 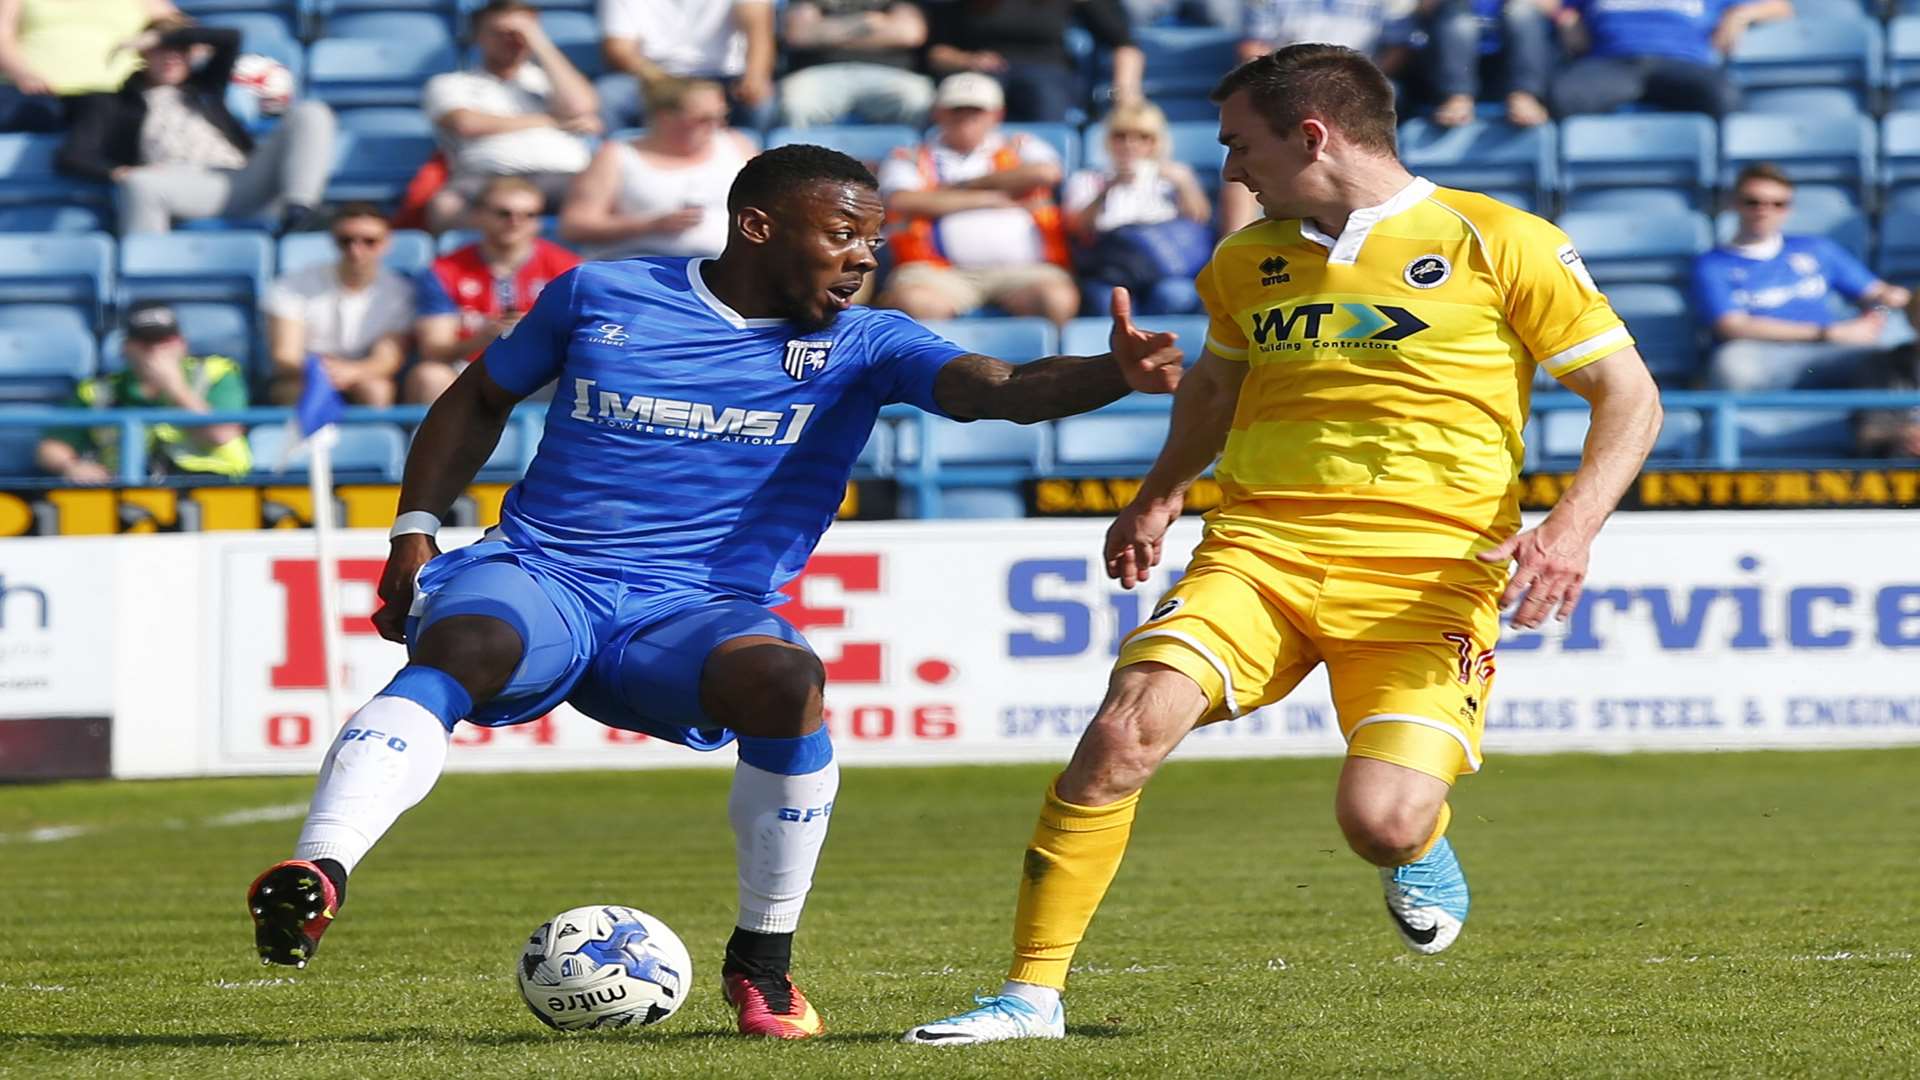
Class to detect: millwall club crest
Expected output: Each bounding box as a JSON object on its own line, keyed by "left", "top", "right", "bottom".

{"left": 782, "top": 339, "right": 834, "bottom": 381}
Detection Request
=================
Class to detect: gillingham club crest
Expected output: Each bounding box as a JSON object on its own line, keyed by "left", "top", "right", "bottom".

{"left": 782, "top": 339, "right": 834, "bottom": 381}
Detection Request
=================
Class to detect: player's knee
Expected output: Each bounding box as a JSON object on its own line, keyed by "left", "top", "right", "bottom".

{"left": 704, "top": 643, "right": 824, "bottom": 735}
{"left": 1336, "top": 800, "right": 1434, "bottom": 866}
{"left": 411, "top": 614, "right": 524, "bottom": 702}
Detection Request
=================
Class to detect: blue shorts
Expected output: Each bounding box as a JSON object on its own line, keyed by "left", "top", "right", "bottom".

{"left": 406, "top": 540, "right": 810, "bottom": 750}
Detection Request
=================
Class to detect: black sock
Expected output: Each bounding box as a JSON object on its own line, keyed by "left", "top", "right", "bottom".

{"left": 723, "top": 928, "right": 794, "bottom": 1008}
{"left": 312, "top": 857, "right": 348, "bottom": 908}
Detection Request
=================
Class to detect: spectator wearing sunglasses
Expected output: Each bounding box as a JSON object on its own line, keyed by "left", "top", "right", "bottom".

{"left": 412, "top": 176, "right": 580, "bottom": 403}
{"left": 1694, "top": 164, "right": 1910, "bottom": 392}
{"left": 262, "top": 203, "right": 415, "bottom": 406}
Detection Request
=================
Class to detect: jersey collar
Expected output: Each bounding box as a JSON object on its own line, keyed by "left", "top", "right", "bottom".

{"left": 688, "top": 258, "right": 788, "bottom": 330}
{"left": 1727, "top": 234, "right": 1785, "bottom": 261}
{"left": 1298, "top": 176, "right": 1436, "bottom": 266}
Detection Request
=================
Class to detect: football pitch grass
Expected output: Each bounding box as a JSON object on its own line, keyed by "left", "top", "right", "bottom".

{"left": 2, "top": 749, "right": 1916, "bottom": 1079}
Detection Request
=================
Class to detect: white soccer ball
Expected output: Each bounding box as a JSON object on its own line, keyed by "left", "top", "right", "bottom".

{"left": 230, "top": 53, "right": 293, "bottom": 115}
{"left": 517, "top": 904, "right": 693, "bottom": 1031}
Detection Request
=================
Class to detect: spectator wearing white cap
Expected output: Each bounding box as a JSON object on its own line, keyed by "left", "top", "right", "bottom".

{"left": 876, "top": 72, "right": 1079, "bottom": 326}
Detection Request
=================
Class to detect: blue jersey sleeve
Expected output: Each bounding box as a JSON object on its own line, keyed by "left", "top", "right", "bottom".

{"left": 860, "top": 309, "right": 968, "bottom": 416}
{"left": 1813, "top": 237, "right": 1878, "bottom": 303}
{"left": 480, "top": 267, "right": 579, "bottom": 396}
{"left": 1691, "top": 252, "right": 1741, "bottom": 323}
{"left": 415, "top": 268, "right": 457, "bottom": 318}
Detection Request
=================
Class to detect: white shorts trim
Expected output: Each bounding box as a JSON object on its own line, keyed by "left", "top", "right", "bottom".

{"left": 1124, "top": 628, "right": 1240, "bottom": 718}
{"left": 1347, "top": 712, "right": 1481, "bottom": 773}
{"left": 1541, "top": 326, "right": 1631, "bottom": 376}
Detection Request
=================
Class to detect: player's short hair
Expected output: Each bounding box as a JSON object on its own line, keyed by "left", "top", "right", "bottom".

{"left": 330, "top": 202, "right": 388, "bottom": 229}
{"left": 727, "top": 144, "right": 878, "bottom": 217}
{"left": 1734, "top": 163, "right": 1794, "bottom": 190}
{"left": 645, "top": 76, "right": 725, "bottom": 115}
{"left": 478, "top": 175, "right": 544, "bottom": 207}
{"left": 1210, "top": 43, "right": 1398, "bottom": 158}
{"left": 472, "top": 0, "right": 534, "bottom": 29}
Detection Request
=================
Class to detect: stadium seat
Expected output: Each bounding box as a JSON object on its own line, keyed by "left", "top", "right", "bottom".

{"left": 307, "top": 38, "right": 459, "bottom": 110}
{"left": 538, "top": 9, "right": 603, "bottom": 78}
{"left": 1736, "top": 408, "right": 1854, "bottom": 459}
{"left": 1559, "top": 114, "right": 1715, "bottom": 212}
{"left": 1397, "top": 119, "right": 1555, "bottom": 212}
{"left": 0, "top": 205, "right": 106, "bottom": 232}
{"left": 278, "top": 229, "right": 436, "bottom": 277}
{"left": 1880, "top": 111, "right": 1920, "bottom": 206}
{"left": 1604, "top": 284, "right": 1700, "bottom": 385}
{"left": 1133, "top": 26, "right": 1239, "bottom": 98}
{"left": 0, "top": 324, "right": 96, "bottom": 404}
{"left": 1054, "top": 409, "right": 1170, "bottom": 467}
{"left": 1890, "top": 17, "right": 1920, "bottom": 110}
{"left": 918, "top": 487, "right": 1028, "bottom": 518}
{"left": 323, "top": 131, "right": 438, "bottom": 205}
{"left": 0, "top": 233, "right": 115, "bottom": 326}
{"left": 1739, "top": 87, "right": 1866, "bottom": 116}
{"left": 902, "top": 416, "right": 1047, "bottom": 467}
{"left": 1060, "top": 314, "right": 1209, "bottom": 363}
{"left": 1560, "top": 187, "right": 1695, "bottom": 216}
{"left": 1728, "top": 16, "right": 1880, "bottom": 94}
{"left": 1720, "top": 112, "right": 1874, "bottom": 202}
{"left": 336, "top": 107, "right": 436, "bottom": 135}
{"left": 1714, "top": 185, "right": 1868, "bottom": 261}
{"left": 321, "top": 10, "right": 456, "bottom": 46}
{"left": 436, "top": 228, "right": 481, "bottom": 255}
{"left": 856, "top": 423, "right": 892, "bottom": 472}
{"left": 0, "top": 303, "right": 91, "bottom": 337}
{"left": 99, "top": 303, "right": 258, "bottom": 376}
{"left": 0, "top": 133, "right": 109, "bottom": 211}
{"left": 1535, "top": 407, "right": 1706, "bottom": 462}
{"left": 766, "top": 125, "right": 917, "bottom": 168}
{"left": 922, "top": 318, "right": 1058, "bottom": 359}
{"left": 119, "top": 232, "right": 274, "bottom": 308}
{"left": 1875, "top": 208, "right": 1920, "bottom": 281}
{"left": 1003, "top": 122, "right": 1080, "bottom": 176}
{"left": 1556, "top": 210, "right": 1711, "bottom": 287}
{"left": 198, "top": 10, "right": 301, "bottom": 56}
{"left": 248, "top": 421, "right": 408, "bottom": 480}
{"left": 1083, "top": 120, "right": 1225, "bottom": 183}
{"left": 315, "top": 0, "right": 460, "bottom": 17}
{"left": 0, "top": 422, "right": 48, "bottom": 480}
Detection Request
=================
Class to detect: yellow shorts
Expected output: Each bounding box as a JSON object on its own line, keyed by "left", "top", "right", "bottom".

{"left": 1116, "top": 525, "right": 1505, "bottom": 783}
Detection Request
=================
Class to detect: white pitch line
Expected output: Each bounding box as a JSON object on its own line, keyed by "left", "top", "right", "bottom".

{"left": 201, "top": 803, "right": 308, "bottom": 827}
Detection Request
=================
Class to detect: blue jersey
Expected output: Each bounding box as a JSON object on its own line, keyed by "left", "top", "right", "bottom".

{"left": 1692, "top": 235, "right": 1877, "bottom": 328}
{"left": 1572, "top": 0, "right": 1731, "bottom": 65}
{"left": 481, "top": 257, "right": 968, "bottom": 601}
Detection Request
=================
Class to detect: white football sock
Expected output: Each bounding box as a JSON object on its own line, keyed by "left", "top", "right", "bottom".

{"left": 293, "top": 696, "right": 451, "bottom": 876}
{"left": 728, "top": 756, "right": 840, "bottom": 934}
{"left": 999, "top": 980, "right": 1063, "bottom": 1010}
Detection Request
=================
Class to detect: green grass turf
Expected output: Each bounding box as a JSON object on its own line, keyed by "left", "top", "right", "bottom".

{"left": 1, "top": 749, "right": 1916, "bottom": 1078}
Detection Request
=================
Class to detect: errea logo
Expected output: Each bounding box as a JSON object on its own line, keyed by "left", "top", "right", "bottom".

{"left": 585, "top": 323, "right": 630, "bottom": 346}
{"left": 1259, "top": 255, "right": 1290, "bottom": 286}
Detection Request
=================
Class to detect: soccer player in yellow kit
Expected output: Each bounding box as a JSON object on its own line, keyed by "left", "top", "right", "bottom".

{"left": 905, "top": 44, "right": 1664, "bottom": 1045}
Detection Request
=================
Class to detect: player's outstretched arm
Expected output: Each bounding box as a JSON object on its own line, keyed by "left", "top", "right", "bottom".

{"left": 369, "top": 361, "right": 524, "bottom": 642}
{"left": 932, "top": 286, "right": 1184, "bottom": 424}
{"left": 1106, "top": 347, "right": 1246, "bottom": 588}
{"left": 1479, "top": 346, "right": 1662, "bottom": 629}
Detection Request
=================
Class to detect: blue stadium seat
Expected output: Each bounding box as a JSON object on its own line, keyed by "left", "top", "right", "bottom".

{"left": 902, "top": 416, "right": 1047, "bottom": 467}
{"left": 1728, "top": 16, "right": 1879, "bottom": 93}
{"left": 0, "top": 134, "right": 109, "bottom": 210}
{"left": 324, "top": 131, "right": 437, "bottom": 204}
{"left": 0, "top": 422, "right": 48, "bottom": 479}
{"left": 316, "top": 0, "right": 460, "bottom": 17}
{"left": 435, "top": 228, "right": 481, "bottom": 255}
{"left": 1398, "top": 119, "right": 1555, "bottom": 212}
{"left": 99, "top": 302, "right": 258, "bottom": 375}
{"left": 0, "top": 304, "right": 91, "bottom": 337}
{"left": 278, "top": 229, "right": 436, "bottom": 277}
{"left": 1536, "top": 408, "right": 1706, "bottom": 462}
{"left": 1003, "top": 123, "right": 1080, "bottom": 177}
{"left": 1561, "top": 187, "right": 1695, "bottom": 215}
{"left": 922, "top": 318, "right": 1058, "bottom": 359}
{"left": 1720, "top": 112, "right": 1874, "bottom": 202}
{"left": 1875, "top": 208, "right": 1920, "bottom": 281}
{"left": 307, "top": 38, "right": 458, "bottom": 110}
{"left": 922, "top": 488, "right": 1027, "bottom": 518}
{"left": 766, "top": 125, "right": 917, "bottom": 167}
{"left": 337, "top": 107, "right": 436, "bottom": 135}
{"left": 1737, "top": 409, "right": 1853, "bottom": 459}
{"left": 177, "top": 0, "right": 301, "bottom": 17}
{"left": 1890, "top": 17, "right": 1920, "bottom": 110}
{"left": 0, "top": 324, "right": 96, "bottom": 404}
{"left": 0, "top": 233, "right": 114, "bottom": 325}
{"left": 0, "top": 205, "right": 106, "bottom": 232}
{"left": 1604, "top": 284, "right": 1699, "bottom": 385}
{"left": 248, "top": 421, "right": 408, "bottom": 480}
{"left": 538, "top": 10, "right": 603, "bottom": 78}
{"left": 321, "top": 10, "right": 456, "bottom": 45}
{"left": 1787, "top": 0, "right": 1864, "bottom": 15}
{"left": 120, "top": 232, "right": 274, "bottom": 308}
{"left": 1133, "top": 26, "right": 1239, "bottom": 98}
{"left": 1083, "top": 121, "right": 1225, "bottom": 185}
{"left": 1739, "top": 87, "right": 1865, "bottom": 116}
{"left": 1714, "top": 185, "right": 1868, "bottom": 261}
{"left": 1060, "top": 314, "right": 1209, "bottom": 362}
{"left": 856, "top": 423, "right": 891, "bottom": 472}
{"left": 1556, "top": 210, "right": 1711, "bottom": 287}
{"left": 1054, "top": 409, "right": 1170, "bottom": 467}
{"left": 1559, "top": 114, "right": 1715, "bottom": 211}
{"left": 1880, "top": 111, "right": 1920, "bottom": 205}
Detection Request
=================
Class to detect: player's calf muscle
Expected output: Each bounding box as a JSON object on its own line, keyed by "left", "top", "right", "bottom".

{"left": 410, "top": 615, "right": 525, "bottom": 704}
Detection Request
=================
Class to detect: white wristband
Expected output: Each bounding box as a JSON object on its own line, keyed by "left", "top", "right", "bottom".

{"left": 389, "top": 511, "right": 441, "bottom": 540}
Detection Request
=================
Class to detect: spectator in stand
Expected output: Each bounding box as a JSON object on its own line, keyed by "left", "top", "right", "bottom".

{"left": 876, "top": 73, "right": 1078, "bottom": 325}
{"left": 424, "top": 0, "right": 601, "bottom": 234}
{"left": 559, "top": 78, "right": 755, "bottom": 260}
{"left": 1427, "top": 0, "right": 1557, "bottom": 127}
{"left": 1063, "top": 101, "right": 1212, "bottom": 315}
{"left": 598, "top": 0, "right": 776, "bottom": 131}
{"left": 1694, "top": 165, "right": 1910, "bottom": 393}
{"left": 924, "top": 0, "right": 1142, "bottom": 124}
{"left": 261, "top": 204, "right": 415, "bottom": 408}
{"left": 1548, "top": 0, "right": 1789, "bottom": 118}
{"left": 57, "top": 16, "right": 334, "bottom": 234}
{"left": 412, "top": 177, "right": 580, "bottom": 403}
{"left": 777, "top": 0, "right": 934, "bottom": 129}
{"left": 1855, "top": 336, "right": 1920, "bottom": 460}
{"left": 36, "top": 303, "right": 250, "bottom": 484}
{"left": 0, "top": 0, "right": 176, "bottom": 133}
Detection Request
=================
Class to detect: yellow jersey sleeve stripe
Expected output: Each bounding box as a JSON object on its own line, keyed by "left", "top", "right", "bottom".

{"left": 1206, "top": 334, "right": 1249, "bottom": 360}
{"left": 1541, "top": 325, "right": 1632, "bottom": 377}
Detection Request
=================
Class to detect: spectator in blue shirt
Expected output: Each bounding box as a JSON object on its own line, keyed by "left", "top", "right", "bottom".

{"left": 1428, "top": 0, "right": 1557, "bottom": 128}
{"left": 1693, "top": 164, "right": 1910, "bottom": 391}
{"left": 1548, "top": 0, "right": 1789, "bottom": 118}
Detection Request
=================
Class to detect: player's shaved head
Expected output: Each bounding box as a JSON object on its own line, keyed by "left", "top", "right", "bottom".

{"left": 1211, "top": 44, "right": 1398, "bottom": 158}
{"left": 716, "top": 144, "right": 885, "bottom": 330}
{"left": 728, "top": 144, "right": 879, "bottom": 220}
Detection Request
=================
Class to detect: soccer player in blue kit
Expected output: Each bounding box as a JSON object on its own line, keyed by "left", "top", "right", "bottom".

{"left": 245, "top": 145, "right": 1185, "bottom": 1038}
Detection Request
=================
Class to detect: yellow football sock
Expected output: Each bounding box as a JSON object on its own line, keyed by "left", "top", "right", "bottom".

{"left": 1407, "top": 800, "right": 1453, "bottom": 864}
{"left": 1006, "top": 777, "right": 1140, "bottom": 990}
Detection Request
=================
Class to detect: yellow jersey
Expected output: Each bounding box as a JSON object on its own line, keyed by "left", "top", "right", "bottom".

{"left": 1195, "top": 177, "right": 1632, "bottom": 557}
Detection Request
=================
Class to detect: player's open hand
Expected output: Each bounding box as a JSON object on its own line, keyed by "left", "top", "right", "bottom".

{"left": 1109, "top": 287, "right": 1184, "bottom": 395}
{"left": 1478, "top": 519, "right": 1592, "bottom": 629}
{"left": 1106, "top": 491, "right": 1184, "bottom": 589}
{"left": 372, "top": 534, "right": 441, "bottom": 644}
